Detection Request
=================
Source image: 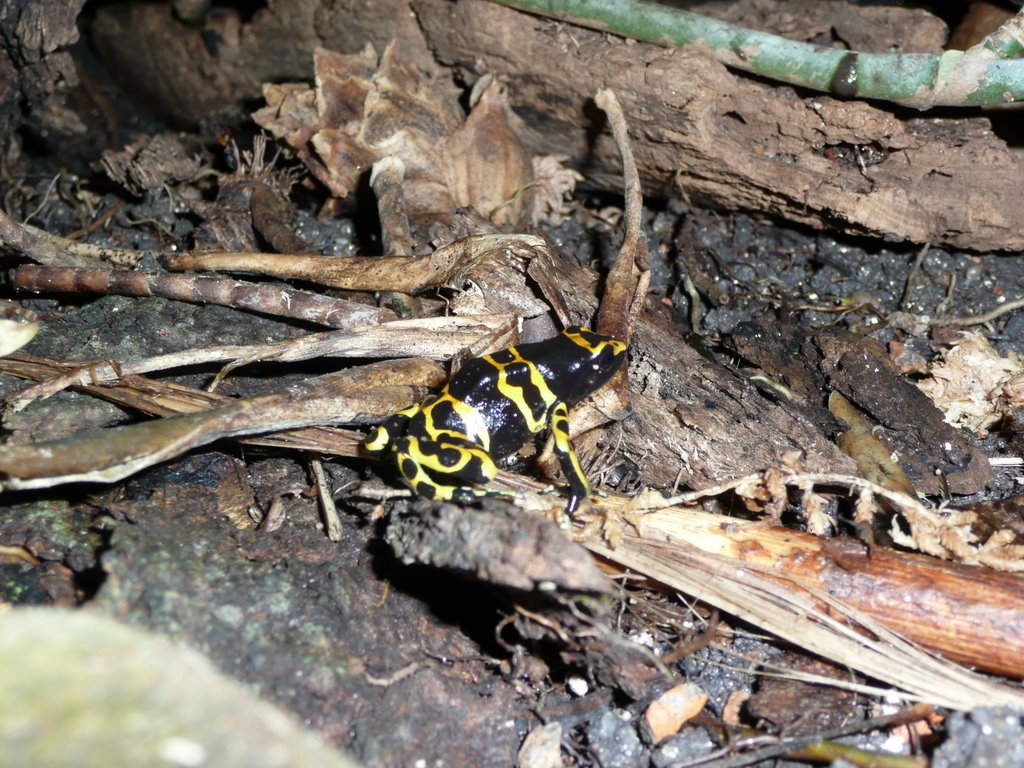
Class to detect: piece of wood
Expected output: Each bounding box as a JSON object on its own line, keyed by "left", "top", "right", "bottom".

{"left": 732, "top": 319, "right": 993, "bottom": 495}
{"left": 632, "top": 504, "right": 1024, "bottom": 680}
{"left": 414, "top": 0, "right": 1024, "bottom": 251}
{"left": 529, "top": 246, "right": 858, "bottom": 489}
{"left": 0, "top": 357, "right": 445, "bottom": 490}
{"left": 0, "top": 0, "right": 83, "bottom": 137}
{"left": 90, "top": 0, "right": 439, "bottom": 127}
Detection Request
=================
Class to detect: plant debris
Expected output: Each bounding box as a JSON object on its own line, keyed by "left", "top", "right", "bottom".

{"left": 918, "top": 330, "right": 1024, "bottom": 432}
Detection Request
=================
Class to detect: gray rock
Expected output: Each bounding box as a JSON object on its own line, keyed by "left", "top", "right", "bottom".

{"left": 0, "top": 608, "right": 361, "bottom": 768}
{"left": 933, "top": 708, "right": 1024, "bottom": 768}
{"left": 586, "top": 710, "right": 646, "bottom": 768}
{"left": 651, "top": 726, "right": 716, "bottom": 768}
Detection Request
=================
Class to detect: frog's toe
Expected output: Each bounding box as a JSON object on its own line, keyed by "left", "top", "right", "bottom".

{"left": 450, "top": 487, "right": 518, "bottom": 504}
{"left": 565, "top": 493, "right": 584, "bottom": 516}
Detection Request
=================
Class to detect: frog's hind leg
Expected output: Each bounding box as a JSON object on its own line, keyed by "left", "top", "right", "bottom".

{"left": 364, "top": 403, "right": 422, "bottom": 454}
{"left": 392, "top": 436, "right": 507, "bottom": 503}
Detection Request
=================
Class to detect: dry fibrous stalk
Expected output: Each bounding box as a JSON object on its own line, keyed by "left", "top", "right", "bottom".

{"left": 1, "top": 355, "right": 372, "bottom": 457}
{"left": 593, "top": 88, "right": 650, "bottom": 346}
{"left": 0, "top": 357, "right": 445, "bottom": 491}
{"left": 624, "top": 493, "right": 1024, "bottom": 675}
{"left": 529, "top": 88, "right": 648, "bottom": 482}
{"left": 2, "top": 314, "right": 514, "bottom": 416}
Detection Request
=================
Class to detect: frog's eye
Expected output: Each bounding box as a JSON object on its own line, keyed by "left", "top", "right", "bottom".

{"left": 593, "top": 346, "right": 620, "bottom": 371}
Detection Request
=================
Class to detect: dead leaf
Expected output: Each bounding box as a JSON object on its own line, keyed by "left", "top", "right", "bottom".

{"left": 255, "top": 42, "right": 537, "bottom": 229}
{"left": 100, "top": 132, "right": 202, "bottom": 196}
{"left": 445, "top": 76, "right": 534, "bottom": 228}
{"left": 531, "top": 154, "right": 583, "bottom": 226}
{"left": 830, "top": 390, "right": 915, "bottom": 497}
{"left": 0, "top": 300, "right": 38, "bottom": 357}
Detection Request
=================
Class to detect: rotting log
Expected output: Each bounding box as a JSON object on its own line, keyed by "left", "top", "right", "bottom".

{"left": 86, "top": 0, "right": 1024, "bottom": 250}
{"left": 414, "top": 0, "right": 1024, "bottom": 251}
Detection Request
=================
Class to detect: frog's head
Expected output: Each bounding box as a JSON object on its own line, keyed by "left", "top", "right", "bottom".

{"left": 554, "top": 326, "right": 628, "bottom": 404}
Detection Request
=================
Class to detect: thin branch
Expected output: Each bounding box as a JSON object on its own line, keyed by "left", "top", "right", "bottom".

{"left": 941, "top": 295, "right": 1024, "bottom": 327}
{"left": 688, "top": 704, "right": 932, "bottom": 768}
{"left": 2, "top": 314, "right": 513, "bottom": 414}
{"left": 0, "top": 207, "right": 143, "bottom": 268}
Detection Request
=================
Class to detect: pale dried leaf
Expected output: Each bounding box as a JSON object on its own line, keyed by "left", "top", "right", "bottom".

{"left": 445, "top": 76, "right": 534, "bottom": 228}
{"left": 255, "top": 82, "right": 318, "bottom": 143}
{"left": 531, "top": 154, "right": 584, "bottom": 226}
{"left": 0, "top": 301, "right": 38, "bottom": 357}
{"left": 255, "top": 43, "right": 539, "bottom": 229}
{"left": 917, "top": 330, "right": 1023, "bottom": 431}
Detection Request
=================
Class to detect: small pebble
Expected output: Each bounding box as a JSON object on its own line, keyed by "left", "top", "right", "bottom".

{"left": 567, "top": 676, "right": 589, "bottom": 697}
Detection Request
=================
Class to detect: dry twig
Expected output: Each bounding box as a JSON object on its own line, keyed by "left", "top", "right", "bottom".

{"left": 12, "top": 265, "right": 395, "bottom": 330}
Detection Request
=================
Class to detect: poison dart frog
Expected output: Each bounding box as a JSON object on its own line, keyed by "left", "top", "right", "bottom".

{"left": 365, "top": 326, "right": 628, "bottom": 514}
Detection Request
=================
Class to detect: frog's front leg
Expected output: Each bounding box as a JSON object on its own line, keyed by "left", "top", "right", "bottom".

{"left": 549, "top": 401, "right": 591, "bottom": 515}
{"left": 392, "top": 435, "right": 500, "bottom": 502}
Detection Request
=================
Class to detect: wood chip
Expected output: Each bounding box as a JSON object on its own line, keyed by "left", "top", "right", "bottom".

{"left": 643, "top": 682, "right": 708, "bottom": 742}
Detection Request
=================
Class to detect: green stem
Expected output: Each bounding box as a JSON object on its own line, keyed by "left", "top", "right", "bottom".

{"left": 487, "top": 0, "right": 1024, "bottom": 109}
{"left": 789, "top": 741, "right": 927, "bottom": 768}
{"left": 982, "top": 8, "right": 1024, "bottom": 59}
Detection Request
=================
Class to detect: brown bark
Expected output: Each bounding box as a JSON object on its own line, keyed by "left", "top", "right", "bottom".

{"left": 89, "top": 0, "right": 439, "bottom": 127}
{"left": 0, "top": 0, "right": 83, "bottom": 138}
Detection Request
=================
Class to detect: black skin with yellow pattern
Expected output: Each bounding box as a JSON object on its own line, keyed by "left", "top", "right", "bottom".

{"left": 365, "top": 326, "right": 628, "bottom": 515}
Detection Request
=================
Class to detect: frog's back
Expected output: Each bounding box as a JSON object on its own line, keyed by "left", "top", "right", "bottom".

{"left": 445, "top": 355, "right": 548, "bottom": 458}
